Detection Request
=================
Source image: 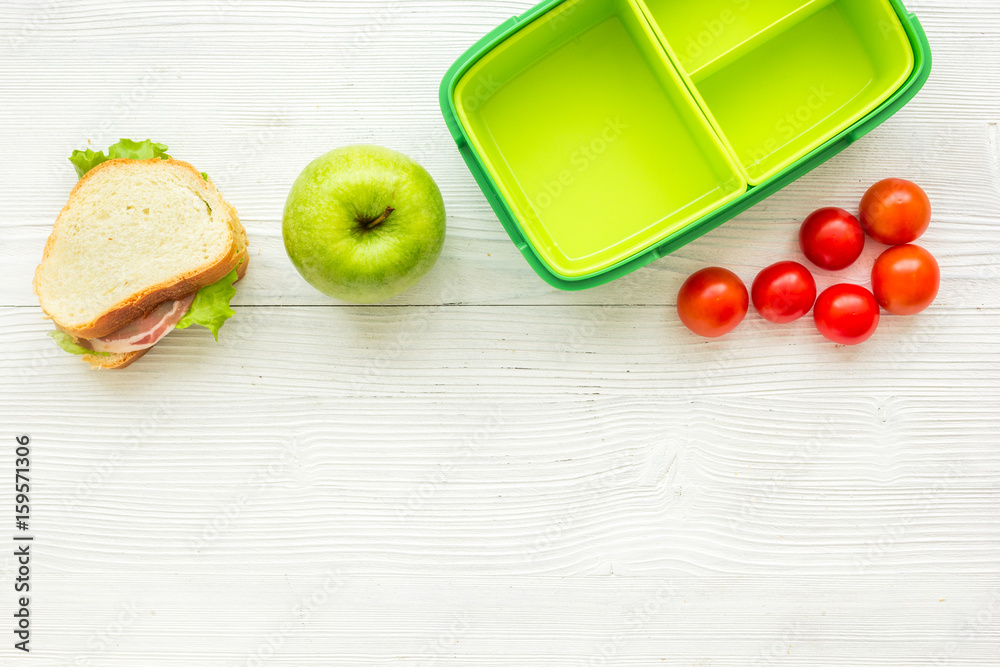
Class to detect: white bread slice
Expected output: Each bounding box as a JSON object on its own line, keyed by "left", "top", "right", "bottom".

{"left": 34, "top": 158, "right": 248, "bottom": 342}
{"left": 78, "top": 249, "right": 249, "bottom": 370}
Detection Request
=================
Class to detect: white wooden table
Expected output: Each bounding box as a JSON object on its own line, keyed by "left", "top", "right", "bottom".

{"left": 1, "top": 1, "right": 998, "bottom": 664}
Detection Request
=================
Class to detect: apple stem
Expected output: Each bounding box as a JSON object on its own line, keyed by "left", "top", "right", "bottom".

{"left": 366, "top": 207, "right": 395, "bottom": 230}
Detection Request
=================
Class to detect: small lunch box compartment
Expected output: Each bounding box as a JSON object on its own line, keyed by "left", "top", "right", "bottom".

{"left": 440, "top": 0, "right": 931, "bottom": 289}
{"left": 640, "top": 0, "right": 915, "bottom": 184}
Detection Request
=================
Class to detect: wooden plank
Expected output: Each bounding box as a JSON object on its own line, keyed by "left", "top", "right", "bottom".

{"left": 14, "top": 574, "right": 1000, "bottom": 665}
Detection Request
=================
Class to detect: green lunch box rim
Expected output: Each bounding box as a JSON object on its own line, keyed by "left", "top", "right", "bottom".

{"left": 439, "top": 0, "right": 933, "bottom": 291}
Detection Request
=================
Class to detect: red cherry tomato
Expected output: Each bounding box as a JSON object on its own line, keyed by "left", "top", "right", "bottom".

{"left": 799, "top": 207, "right": 866, "bottom": 270}
{"left": 859, "top": 178, "right": 931, "bottom": 245}
{"left": 677, "top": 267, "right": 749, "bottom": 338}
{"left": 814, "top": 284, "right": 880, "bottom": 345}
{"left": 751, "top": 261, "right": 817, "bottom": 324}
{"left": 871, "top": 244, "right": 940, "bottom": 316}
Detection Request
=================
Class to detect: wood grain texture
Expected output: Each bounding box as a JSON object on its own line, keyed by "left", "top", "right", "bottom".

{"left": 1, "top": 0, "right": 999, "bottom": 664}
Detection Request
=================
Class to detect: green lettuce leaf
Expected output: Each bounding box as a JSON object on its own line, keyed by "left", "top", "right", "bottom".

{"left": 69, "top": 139, "right": 171, "bottom": 179}
{"left": 48, "top": 331, "right": 111, "bottom": 357}
{"left": 175, "top": 265, "right": 239, "bottom": 341}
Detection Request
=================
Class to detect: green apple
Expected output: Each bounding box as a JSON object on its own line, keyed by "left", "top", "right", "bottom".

{"left": 282, "top": 145, "right": 447, "bottom": 303}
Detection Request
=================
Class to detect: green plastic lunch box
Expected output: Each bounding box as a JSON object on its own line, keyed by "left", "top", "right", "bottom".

{"left": 440, "top": 0, "right": 932, "bottom": 289}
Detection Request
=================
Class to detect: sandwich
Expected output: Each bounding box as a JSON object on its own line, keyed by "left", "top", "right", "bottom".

{"left": 34, "top": 139, "right": 249, "bottom": 369}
